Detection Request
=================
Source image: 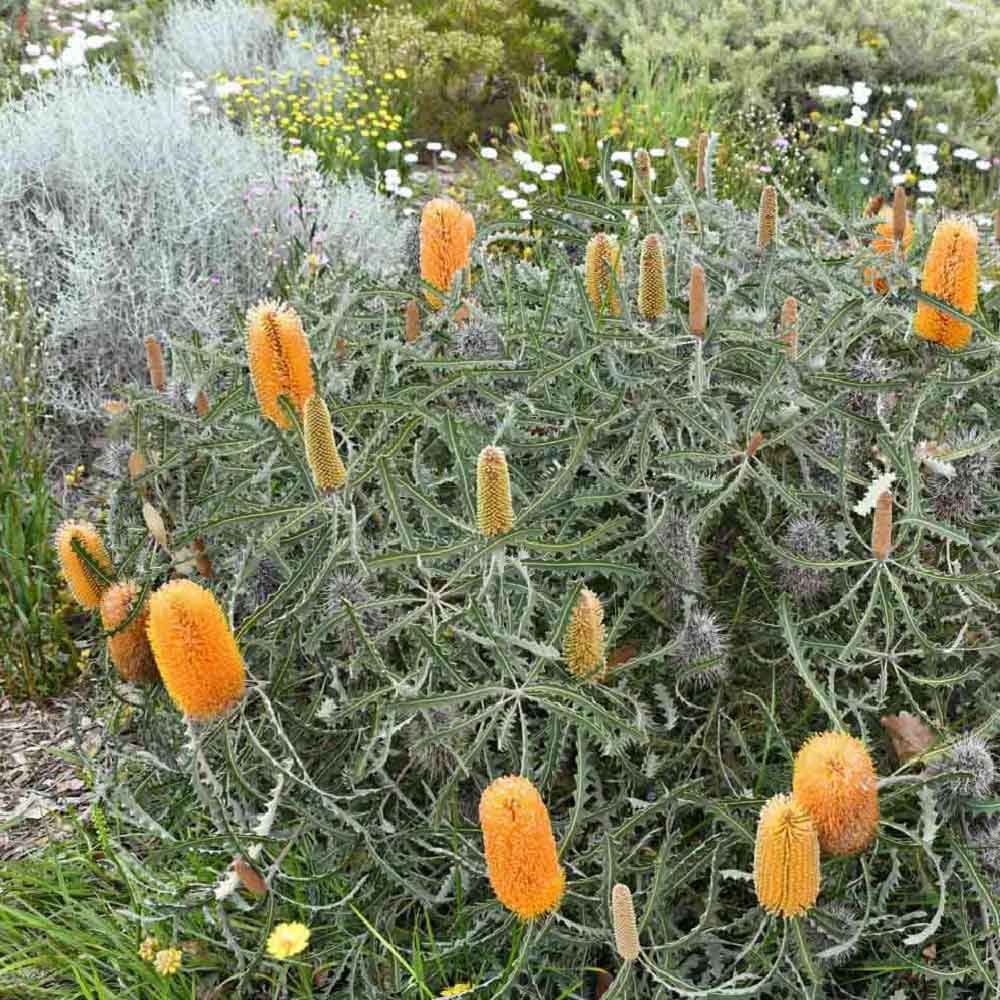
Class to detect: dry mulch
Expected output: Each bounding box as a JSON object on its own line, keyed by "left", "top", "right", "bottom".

{"left": 0, "top": 686, "right": 104, "bottom": 861}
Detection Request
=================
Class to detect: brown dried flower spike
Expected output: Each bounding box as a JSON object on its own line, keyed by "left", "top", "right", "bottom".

{"left": 757, "top": 185, "right": 778, "bottom": 251}
{"left": 689, "top": 264, "right": 707, "bottom": 338}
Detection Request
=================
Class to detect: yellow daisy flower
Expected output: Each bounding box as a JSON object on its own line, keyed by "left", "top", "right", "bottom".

{"left": 266, "top": 921, "right": 311, "bottom": 959}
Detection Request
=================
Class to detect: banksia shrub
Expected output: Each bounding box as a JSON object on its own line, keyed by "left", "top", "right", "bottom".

{"left": 632, "top": 148, "right": 652, "bottom": 201}
{"left": 756, "top": 185, "right": 778, "bottom": 251}
{"left": 479, "top": 775, "right": 565, "bottom": 920}
{"left": 689, "top": 263, "right": 707, "bottom": 338}
{"left": 146, "top": 579, "right": 246, "bottom": 722}
{"left": 303, "top": 394, "right": 347, "bottom": 492}
{"left": 865, "top": 206, "right": 913, "bottom": 293}
{"left": 563, "top": 587, "right": 606, "bottom": 680}
{"left": 99, "top": 580, "right": 157, "bottom": 684}
{"left": 753, "top": 793, "right": 821, "bottom": 918}
{"left": 780, "top": 295, "right": 798, "bottom": 358}
{"left": 611, "top": 883, "right": 640, "bottom": 961}
{"left": 792, "top": 732, "right": 879, "bottom": 856}
{"left": 476, "top": 445, "right": 513, "bottom": 537}
{"left": 638, "top": 234, "right": 667, "bottom": 321}
{"left": 246, "top": 300, "right": 315, "bottom": 428}
{"left": 144, "top": 336, "right": 166, "bottom": 392}
{"left": 54, "top": 519, "right": 114, "bottom": 609}
{"left": 585, "top": 233, "right": 623, "bottom": 317}
{"left": 914, "top": 218, "right": 979, "bottom": 349}
{"left": 420, "top": 197, "right": 476, "bottom": 309}
{"left": 872, "top": 490, "right": 892, "bottom": 561}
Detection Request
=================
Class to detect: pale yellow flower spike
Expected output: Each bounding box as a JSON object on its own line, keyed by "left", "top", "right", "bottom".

{"left": 563, "top": 587, "right": 606, "bottom": 680}
{"left": 477, "top": 445, "right": 514, "bottom": 538}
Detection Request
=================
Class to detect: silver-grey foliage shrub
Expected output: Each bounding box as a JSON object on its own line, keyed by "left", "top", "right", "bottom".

{"left": 145, "top": 0, "right": 326, "bottom": 83}
{"left": 0, "top": 69, "right": 408, "bottom": 449}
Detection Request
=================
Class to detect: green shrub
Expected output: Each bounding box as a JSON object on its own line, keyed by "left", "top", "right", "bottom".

{"left": 271, "top": 0, "right": 574, "bottom": 146}
{"left": 36, "top": 170, "right": 1000, "bottom": 997}
{"left": 549, "top": 0, "right": 1000, "bottom": 141}
{"left": 0, "top": 262, "right": 81, "bottom": 701}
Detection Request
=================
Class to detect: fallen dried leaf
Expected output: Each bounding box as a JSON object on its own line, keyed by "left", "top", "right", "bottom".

{"left": 881, "top": 712, "right": 935, "bottom": 764}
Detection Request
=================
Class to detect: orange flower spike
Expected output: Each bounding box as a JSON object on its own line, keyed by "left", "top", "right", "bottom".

{"left": 479, "top": 775, "right": 565, "bottom": 920}
{"left": 866, "top": 206, "right": 914, "bottom": 293}
{"left": 420, "top": 197, "right": 476, "bottom": 309}
{"left": 753, "top": 793, "right": 821, "bottom": 918}
{"left": 100, "top": 581, "right": 158, "bottom": 684}
{"left": 245, "top": 300, "right": 315, "bottom": 428}
{"left": 54, "top": 519, "right": 114, "bottom": 610}
{"left": 144, "top": 337, "right": 166, "bottom": 392}
{"left": 792, "top": 731, "right": 880, "bottom": 856}
{"left": 914, "top": 218, "right": 979, "bottom": 350}
{"left": 891, "top": 185, "right": 907, "bottom": 245}
{"left": 146, "top": 579, "right": 246, "bottom": 722}
{"left": 689, "top": 264, "right": 707, "bottom": 338}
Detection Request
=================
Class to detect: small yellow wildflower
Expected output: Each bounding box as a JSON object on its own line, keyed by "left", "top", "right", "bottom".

{"left": 286, "top": 28, "right": 298, "bottom": 38}
{"left": 153, "top": 948, "right": 182, "bottom": 976}
{"left": 138, "top": 936, "right": 158, "bottom": 961}
{"left": 266, "top": 921, "right": 311, "bottom": 959}
{"left": 440, "top": 985, "right": 473, "bottom": 998}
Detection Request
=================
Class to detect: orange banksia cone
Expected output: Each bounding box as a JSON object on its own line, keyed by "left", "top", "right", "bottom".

{"left": 479, "top": 775, "right": 565, "bottom": 919}
{"left": 913, "top": 218, "right": 978, "bottom": 349}
{"left": 420, "top": 197, "right": 475, "bottom": 309}
{"left": 100, "top": 581, "right": 158, "bottom": 684}
{"left": 865, "top": 206, "right": 913, "bottom": 293}
{"left": 792, "top": 731, "right": 879, "bottom": 856}
{"left": 55, "top": 519, "right": 114, "bottom": 610}
{"left": 246, "top": 300, "right": 315, "bottom": 428}
{"left": 753, "top": 793, "right": 821, "bottom": 917}
{"left": 146, "top": 579, "right": 246, "bottom": 721}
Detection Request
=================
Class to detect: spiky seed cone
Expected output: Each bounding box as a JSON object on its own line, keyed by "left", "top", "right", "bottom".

{"left": 146, "top": 579, "right": 246, "bottom": 721}
{"left": 303, "top": 394, "right": 347, "bottom": 491}
{"left": 477, "top": 445, "right": 514, "bottom": 537}
{"left": 753, "top": 793, "right": 821, "bottom": 917}
{"left": 689, "top": 263, "right": 707, "bottom": 338}
{"left": 246, "top": 300, "right": 315, "bottom": 428}
{"left": 632, "top": 148, "right": 652, "bottom": 201}
{"left": 863, "top": 194, "right": 884, "bottom": 218}
{"left": 144, "top": 337, "right": 166, "bottom": 392}
{"left": 871, "top": 490, "right": 892, "bottom": 561}
{"left": 195, "top": 390, "right": 209, "bottom": 417}
{"left": 420, "top": 197, "right": 476, "bottom": 309}
{"left": 479, "top": 775, "right": 565, "bottom": 920}
{"left": 54, "top": 519, "right": 113, "bottom": 610}
{"left": 563, "top": 587, "right": 606, "bottom": 680}
{"left": 914, "top": 218, "right": 979, "bottom": 349}
{"left": 611, "top": 883, "right": 640, "bottom": 960}
{"left": 585, "top": 233, "right": 624, "bottom": 317}
{"left": 780, "top": 296, "right": 798, "bottom": 359}
{"left": 404, "top": 299, "right": 420, "bottom": 342}
{"left": 99, "top": 581, "right": 157, "bottom": 684}
{"left": 891, "top": 185, "right": 907, "bottom": 245}
{"left": 757, "top": 185, "right": 778, "bottom": 251}
{"left": 638, "top": 234, "right": 667, "bottom": 320}
{"left": 792, "top": 731, "right": 880, "bottom": 856}
{"left": 695, "top": 132, "right": 709, "bottom": 192}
